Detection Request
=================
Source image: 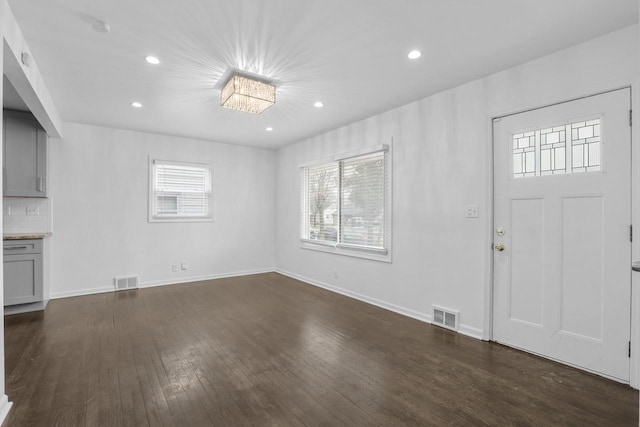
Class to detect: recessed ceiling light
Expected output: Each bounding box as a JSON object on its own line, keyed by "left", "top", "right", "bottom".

{"left": 266, "top": 127, "right": 273, "bottom": 132}
{"left": 131, "top": 102, "right": 143, "bottom": 108}
{"left": 314, "top": 101, "right": 324, "bottom": 108}
{"left": 408, "top": 50, "right": 422, "bottom": 59}
{"left": 145, "top": 56, "right": 160, "bottom": 65}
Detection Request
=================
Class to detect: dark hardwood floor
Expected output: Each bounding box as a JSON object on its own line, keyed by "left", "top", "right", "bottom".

{"left": 2, "top": 272, "right": 638, "bottom": 426}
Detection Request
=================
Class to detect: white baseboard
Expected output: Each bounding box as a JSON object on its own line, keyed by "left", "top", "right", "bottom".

{"left": 276, "top": 269, "right": 483, "bottom": 341}
{"left": 49, "top": 285, "right": 114, "bottom": 300}
{"left": 276, "top": 269, "right": 431, "bottom": 323}
{"left": 0, "top": 394, "right": 12, "bottom": 425}
{"left": 139, "top": 268, "right": 274, "bottom": 288}
{"left": 458, "top": 324, "right": 484, "bottom": 340}
{"left": 49, "top": 268, "right": 275, "bottom": 300}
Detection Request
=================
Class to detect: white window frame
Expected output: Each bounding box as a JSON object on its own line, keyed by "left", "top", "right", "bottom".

{"left": 299, "top": 144, "right": 392, "bottom": 263}
{"left": 148, "top": 158, "right": 213, "bottom": 223}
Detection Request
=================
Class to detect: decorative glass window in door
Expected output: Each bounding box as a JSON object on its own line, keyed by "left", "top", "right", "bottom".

{"left": 540, "top": 126, "right": 566, "bottom": 175}
{"left": 513, "top": 131, "right": 536, "bottom": 177}
{"left": 512, "top": 118, "right": 601, "bottom": 178}
{"left": 571, "top": 120, "right": 601, "bottom": 173}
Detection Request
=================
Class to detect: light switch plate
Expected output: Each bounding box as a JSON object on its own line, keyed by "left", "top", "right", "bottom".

{"left": 465, "top": 204, "right": 479, "bottom": 218}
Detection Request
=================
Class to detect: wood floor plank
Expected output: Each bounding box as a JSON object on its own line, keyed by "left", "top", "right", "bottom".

{"left": 3, "top": 272, "right": 638, "bottom": 426}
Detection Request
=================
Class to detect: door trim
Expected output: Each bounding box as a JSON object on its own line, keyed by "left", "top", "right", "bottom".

{"left": 630, "top": 80, "right": 640, "bottom": 390}
{"left": 483, "top": 86, "right": 635, "bottom": 386}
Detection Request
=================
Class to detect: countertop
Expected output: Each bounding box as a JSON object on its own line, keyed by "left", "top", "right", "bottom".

{"left": 3, "top": 232, "right": 53, "bottom": 240}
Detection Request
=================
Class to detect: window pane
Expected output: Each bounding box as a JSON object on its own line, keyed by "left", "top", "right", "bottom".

{"left": 571, "top": 119, "right": 601, "bottom": 173}
{"left": 512, "top": 132, "right": 535, "bottom": 178}
{"left": 539, "top": 126, "right": 566, "bottom": 176}
{"left": 306, "top": 162, "right": 339, "bottom": 242}
{"left": 340, "top": 152, "right": 385, "bottom": 248}
{"left": 157, "top": 195, "right": 178, "bottom": 214}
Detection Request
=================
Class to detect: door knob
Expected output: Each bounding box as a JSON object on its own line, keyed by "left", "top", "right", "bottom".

{"left": 495, "top": 243, "right": 505, "bottom": 252}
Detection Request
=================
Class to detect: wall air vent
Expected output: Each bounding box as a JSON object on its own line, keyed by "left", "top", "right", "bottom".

{"left": 432, "top": 305, "right": 459, "bottom": 331}
{"left": 114, "top": 275, "right": 139, "bottom": 291}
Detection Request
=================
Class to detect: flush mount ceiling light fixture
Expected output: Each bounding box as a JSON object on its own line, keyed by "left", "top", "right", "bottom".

{"left": 220, "top": 74, "right": 276, "bottom": 114}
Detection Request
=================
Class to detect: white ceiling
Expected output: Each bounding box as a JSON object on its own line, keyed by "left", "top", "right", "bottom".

{"left": 6, "top": 0, "right": 638, "bottom": 149}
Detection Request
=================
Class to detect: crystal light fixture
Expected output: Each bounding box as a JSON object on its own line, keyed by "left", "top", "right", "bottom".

{"left": 220, "top": 74, "right": 276, "bottom": 114}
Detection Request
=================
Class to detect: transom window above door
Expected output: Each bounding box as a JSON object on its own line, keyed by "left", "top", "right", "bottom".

{"left": 512, "top": 118, "right": 601, "bottom": 178}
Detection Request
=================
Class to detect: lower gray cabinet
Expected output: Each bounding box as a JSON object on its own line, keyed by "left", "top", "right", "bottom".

{"left": 3, "top": 239, "right": 43, "bottom": 306}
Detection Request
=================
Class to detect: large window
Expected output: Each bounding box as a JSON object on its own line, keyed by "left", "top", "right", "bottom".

{"left": 149, "top": 159, "right": 212, "bottom": 222}
{"left": 300, "top": 146, "right": 390, "bottom": 259}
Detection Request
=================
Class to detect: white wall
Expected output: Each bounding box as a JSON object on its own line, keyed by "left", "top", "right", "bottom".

{"left": 48, "top": 123, "right": 275, "bottom": 298}
{"left": 275, "top": 25, "right": 640, "bottom": 339}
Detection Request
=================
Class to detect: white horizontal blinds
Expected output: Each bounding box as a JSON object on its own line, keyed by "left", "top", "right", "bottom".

{"left": 301, "top": 147, "right": 388, "bottom": 251}
{"left": 305, "top": 161, "right": 339, "bottom": 242}
{"left": 340, "top": 151, "right": 386, "bottom": 248}
{"left": 154, "top": 161, "right": 211, "bottom": 217}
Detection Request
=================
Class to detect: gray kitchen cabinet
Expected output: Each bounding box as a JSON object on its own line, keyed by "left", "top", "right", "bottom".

{"left": 3, "top": 110, "right": 47, "bottom": 197}
{"left": 3, "top": 239, "right": 43, "bottom": 306}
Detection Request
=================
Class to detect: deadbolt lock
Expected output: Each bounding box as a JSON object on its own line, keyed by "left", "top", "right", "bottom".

{"left": 496, "top": 228, "right": 505, "bottom": 236}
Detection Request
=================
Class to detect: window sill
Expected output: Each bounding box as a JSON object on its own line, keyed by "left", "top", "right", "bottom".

{"left": 148, "top": 216, "right": 214, "bottom": 223}
{"left": 300, "top": 239, "right": 391, "bottom": 263}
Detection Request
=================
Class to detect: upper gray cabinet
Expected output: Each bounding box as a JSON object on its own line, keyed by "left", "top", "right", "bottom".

{"left": 3, "top": 110, "right": 47, "bottom": 197}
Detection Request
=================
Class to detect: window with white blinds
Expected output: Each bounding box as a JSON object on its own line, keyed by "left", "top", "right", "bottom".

{"left": 300, "top": 146, "right": 390, "bottom": 257}
{"left": 149, "top": 159, "right": 212, "bottom": 222}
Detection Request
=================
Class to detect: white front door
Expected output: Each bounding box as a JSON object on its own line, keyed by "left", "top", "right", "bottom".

{"left": 493, "top": 89, "right": 632, "bottom": 382}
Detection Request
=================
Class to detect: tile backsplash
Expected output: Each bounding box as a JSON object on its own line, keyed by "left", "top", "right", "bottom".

{"left": 3, "top": 197, "right": 52, "bottom": 234}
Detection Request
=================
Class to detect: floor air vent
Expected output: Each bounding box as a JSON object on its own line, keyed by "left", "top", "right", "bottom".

{"left": 432, "top": 305, "right": 459, "bottom": 331}
{"left": 114, "top": 276, "right": 139, "bottom": 291}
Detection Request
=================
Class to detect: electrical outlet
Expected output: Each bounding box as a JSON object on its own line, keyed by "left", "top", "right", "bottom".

{"left": 465, "top": 204, "right": 479, "bottom": 218}
{"left": 181, "top": 261, "right": 188, "bottom": 270}
{"left": 171, "top": 264, "right": 178, "bottom": 272}
{"left": 26, "top": 205, "right": 39, "bottom": 216}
